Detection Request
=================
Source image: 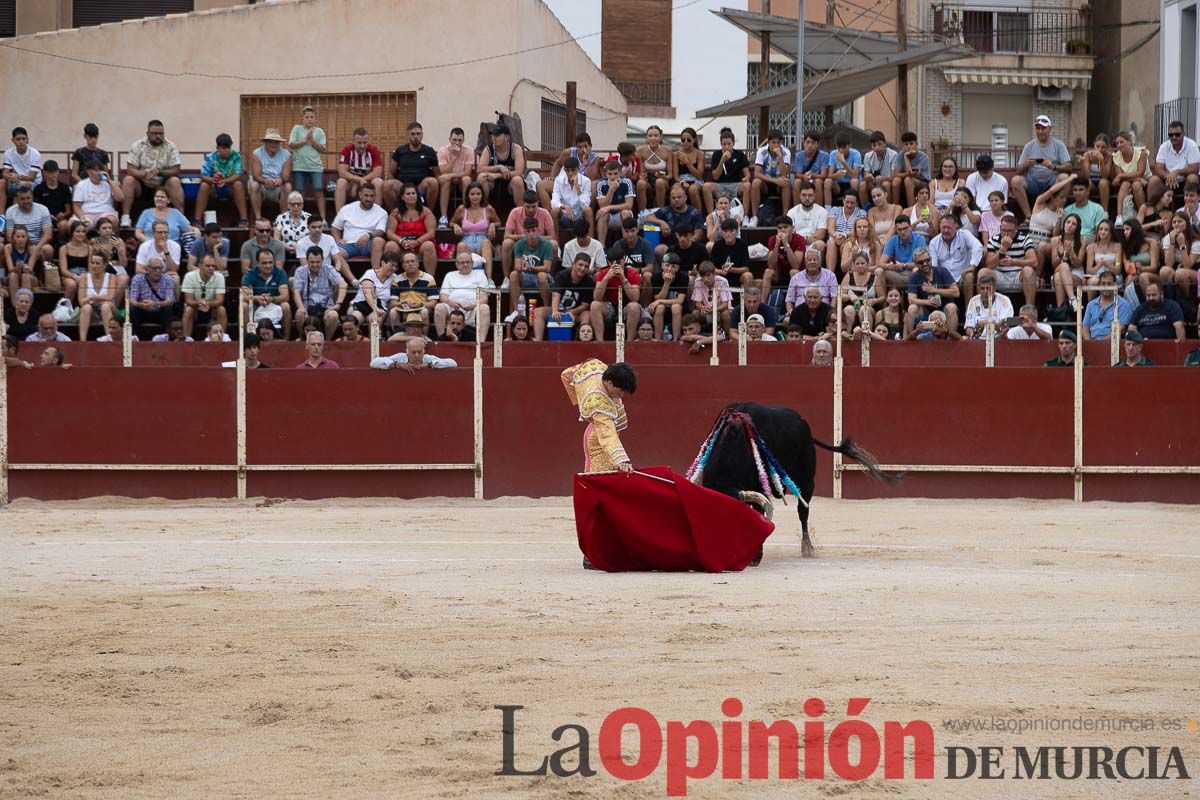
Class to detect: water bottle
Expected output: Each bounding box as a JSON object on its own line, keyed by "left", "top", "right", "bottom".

{"left": 517, "top": 296, "right": 527, "bottom": 318}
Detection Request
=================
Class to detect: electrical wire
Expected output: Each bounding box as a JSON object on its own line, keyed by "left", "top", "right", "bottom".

{"left": 832, "top": 5, "right": 898, "bottom": 126}
{"left": 804, "top": 0, "right": 892, "bottom": 102}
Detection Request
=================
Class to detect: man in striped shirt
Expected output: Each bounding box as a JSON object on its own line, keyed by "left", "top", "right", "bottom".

{"left": 981, "top": 214, "right": 1038, "bottom": 307}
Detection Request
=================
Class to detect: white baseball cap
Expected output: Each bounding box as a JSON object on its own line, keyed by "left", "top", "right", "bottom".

{"left": 1034, "top": 115, "right": 1052, "bottom": 128}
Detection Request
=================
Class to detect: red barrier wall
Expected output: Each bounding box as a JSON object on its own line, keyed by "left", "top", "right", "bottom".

{"left": 482, "top": 366, "right": 834, "bottom": 498}
{"left": 245, "top": 369, "right": 475, "bottom": 498}
{"left": 1081, "top": 368, "right": 1200, "bottom": 502}
{"left": 840, "top": 367, "right": 1075, "bottom": 499}
{"left": 4, "top": 363, "right": 1197, "bottom": 503}
{"left": 27, "top": 338, "right": 1200, "bottom": 369}
{"left": 6, "top": 368, "right": 236, "bottom": 499}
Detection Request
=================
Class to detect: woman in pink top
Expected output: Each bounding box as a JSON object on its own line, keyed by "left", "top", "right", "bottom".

{"left": 450, "top": 181, "right": 500, "bottom": 267}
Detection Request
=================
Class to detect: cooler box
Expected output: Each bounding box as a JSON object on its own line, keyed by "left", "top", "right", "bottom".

{"left": 181, "top": 176, "right": 201, "bottom": 201}
{"left": 546, "top": 320, "right": 575, "bottom": 341}
{"left": 642, "top": 224, "right": 661, "bottom": 249}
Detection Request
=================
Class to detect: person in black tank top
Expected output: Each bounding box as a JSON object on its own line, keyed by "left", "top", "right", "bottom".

{"left": 476, "top": 124, "right": 526, "bottom": 208}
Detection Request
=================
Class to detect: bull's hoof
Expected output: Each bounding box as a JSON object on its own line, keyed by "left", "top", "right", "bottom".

{"left": 582, "top": 557, "right": 596, "bottom": 570}
{"left": 751, "top": 546, "right": 764, "bottom": 567}
{"left": 801, "top": 537, "right": 816, "bottom": 559}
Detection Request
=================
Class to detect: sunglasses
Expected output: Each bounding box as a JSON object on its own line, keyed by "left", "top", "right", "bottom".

{"left": 915, "top": 259, "right": 931, "bottom": 265}
{"left": 1168, "top": 132, "right": 1183, "bottom": 138}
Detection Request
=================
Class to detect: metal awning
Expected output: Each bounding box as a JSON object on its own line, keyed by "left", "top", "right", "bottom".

{"left": 696, "top": 8, "right": 973, "bottom": 117}
{"left": 712, "top": 6, "right": 956, "bottom": 71}
{"left": 942, "top": 68, "right": 1093, "bottom": 89}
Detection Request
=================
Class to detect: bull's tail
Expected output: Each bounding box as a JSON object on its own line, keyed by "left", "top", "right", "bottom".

{"left": 813, "top": 437, "right": 905, "bottom": 484}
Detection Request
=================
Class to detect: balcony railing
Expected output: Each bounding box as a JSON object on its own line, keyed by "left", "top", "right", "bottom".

{"left": 933, "top": 3, "right": 1091, "bottom": 56}
{"left": 612, "top": 78, "right": 672, "bottom": 108}
{"left": 1156, "top": 97, "right": 1199, "bottom": 143}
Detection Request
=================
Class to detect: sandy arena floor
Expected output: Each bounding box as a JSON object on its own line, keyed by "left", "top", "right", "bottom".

{"left": 1, "top": 496, "right": 1197, "bottom": 799}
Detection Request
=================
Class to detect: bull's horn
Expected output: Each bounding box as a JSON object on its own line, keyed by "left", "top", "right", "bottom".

{"left": 738, "top": 490, "right": 774, "bottom": 521}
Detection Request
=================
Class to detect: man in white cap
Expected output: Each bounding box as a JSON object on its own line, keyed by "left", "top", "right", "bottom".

{"left": 740, "top": 313, "right": 776, "bottom": 342}
{"left": 1011, "top": 114, "right": 1071, "bottom": 219}
{"left": 249, "top": 128, "right": 293, "bottom": 224}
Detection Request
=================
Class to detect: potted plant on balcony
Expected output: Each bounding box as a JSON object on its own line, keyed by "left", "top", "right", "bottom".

{"left": 1067, "top": 39, "right": 1090, "bottom": 55}
{"left": 931, "top": 137, "right": 951, "bottom": 162}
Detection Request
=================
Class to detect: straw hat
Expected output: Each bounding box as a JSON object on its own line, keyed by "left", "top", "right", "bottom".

{"left": 261, "top": 128, "right": 285, "bottom": 143}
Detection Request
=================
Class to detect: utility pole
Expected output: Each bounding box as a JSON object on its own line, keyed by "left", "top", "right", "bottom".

{"left": 796, "top": 0, "right": 805, "bottom": 147}
{"left": 565, "top": 81, "right": 577, "bottom": 146}
{"left": 896, "top": 0, "right": 909, "bottom": 134}
{"left": 823, "top": 0, "right": 835, "bottom": 132}
{"left": 759, "top": 0, "right": 772, "bottom": 146}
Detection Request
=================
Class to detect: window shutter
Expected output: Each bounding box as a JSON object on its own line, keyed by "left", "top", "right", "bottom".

{"left": 72, "top": 0, "right": 194, "bottom": 28}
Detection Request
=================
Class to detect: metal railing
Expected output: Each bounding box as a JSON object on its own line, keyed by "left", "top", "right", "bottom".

{"left": 934, "top": 3, "right": 1091, "bottom": 55}
{"left": 1155, "top": 97, "right": 1199, "bottom": 144}
{"left": 612, "top": 79, "right": 673, "bottom": 108}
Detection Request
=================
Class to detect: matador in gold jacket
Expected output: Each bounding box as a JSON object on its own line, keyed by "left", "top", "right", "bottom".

{"left": 561, "top": 359, "right": 638, "bottom": 474}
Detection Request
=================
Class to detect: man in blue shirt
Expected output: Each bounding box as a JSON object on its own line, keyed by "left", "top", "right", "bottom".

{"left": 906, "top": 246, "right": 961, "bottom": 331}
{"left": 242, "top": 248, "right": 292, "bottom": 339}
{"left": 791, "top": 131, "right": 830, "bottom": 210}
{"left": 927, "top": 215, "right": 984, "bottom": 301}
{"left": 824, "top": 132, "right": 862, "bottom": 207}
{"left": 861, "top": 130, "right": 897, "bottom": 205}
{"left": 1080, "top": 270, "right": 1133, "bottom": 340}
{"left": 643, "top": 184, "right": 705, "bottom": 258}
{"left": 879, "top": 215, "right": 927, "bottom": 276}
{"left": 893, "top": 131, "right": 932, "bottom": 206}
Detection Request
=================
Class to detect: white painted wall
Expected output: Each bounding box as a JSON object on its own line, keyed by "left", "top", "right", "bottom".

{"left": 0, "top": 0, "right": 628, "bottom": 156}
{"left": 1160, "top": 1, "right": 1183, "bottom": 103}
{"left": 544, "top": 0, "right": 749, "bottom": 147}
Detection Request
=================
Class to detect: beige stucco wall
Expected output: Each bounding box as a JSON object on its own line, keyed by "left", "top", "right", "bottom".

{"left": 0, "top": 0, "right": 626, "bottom": 161}
{"left": 1114, "top": 0, "right": 1160, "bottom": 142}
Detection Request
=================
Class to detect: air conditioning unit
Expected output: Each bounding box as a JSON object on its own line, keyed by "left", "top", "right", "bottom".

{"left": 1037, "top": 86, "right": 1074, "bottom": 102}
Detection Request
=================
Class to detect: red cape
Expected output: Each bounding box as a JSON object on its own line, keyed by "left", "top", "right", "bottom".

{"left": 573, "top": 466, "right": 775, "bottom": 572}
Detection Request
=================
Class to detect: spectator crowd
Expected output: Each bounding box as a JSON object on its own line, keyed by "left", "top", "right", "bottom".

{"left": 3, "top": 111, "right": 1200, "bottom": 367}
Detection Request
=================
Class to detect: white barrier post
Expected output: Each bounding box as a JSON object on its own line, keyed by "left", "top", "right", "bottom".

{"left": 1109, "top": 305, "right": 1119, "bottom": 366}
{"left": 242, "top": 287, "right": 254, "bottom": 334}
{"left": 493, "top": 290, "right": 504, "bottom": 368}
{"left": 835, "top": 292, "right": 844, "bottom": 361}
{"left": 235, "top": 287, "right": 247, "bottom": 500}
{"left": 833, "top": 351, "right": 844, "bottom": 500}
{"left": 615, "top": 292, "right": 625, "bottom": 363}
{"left": 985, "top": 319, "right": 995, "bottom": 367}
{"left": 709, "top": 287, "right": 720, "bottom": 366}
{"left": 0, "top": 292, "right": 7, "bottom": 505}
{"left": 122, "top": 292, "right": 132, "bottom": 367}
{"left": 737, "top": 287, "right": 747, "bottom": 366}
{"left": 473, "top": 287, "right": 484, "bottom": 500}
{"left": 861, "top": 334, "right": 871, "bottom": 366}
{"left": 1074, "top": 285, "right": 1084, "bottom": 502}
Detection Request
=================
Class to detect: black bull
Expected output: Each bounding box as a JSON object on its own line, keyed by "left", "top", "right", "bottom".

{"left": 699, "top": 403, "right": 903, "bottom": 558}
